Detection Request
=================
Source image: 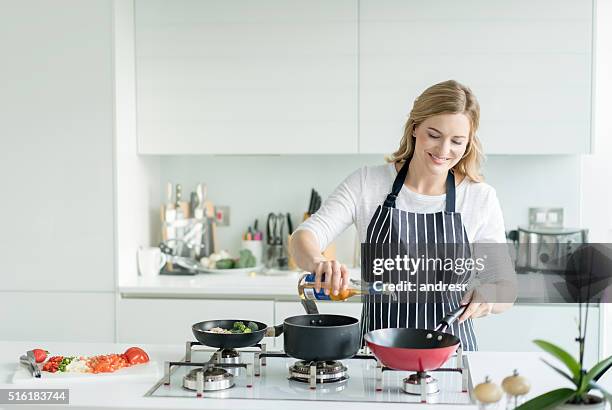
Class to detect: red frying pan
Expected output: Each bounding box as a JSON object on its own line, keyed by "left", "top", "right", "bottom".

{"left": 364, "top": 305, "right": 467, "bottom": 372}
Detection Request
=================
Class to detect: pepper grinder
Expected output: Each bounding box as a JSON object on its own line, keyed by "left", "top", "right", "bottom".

{"left": 473, "top": 376, "right": 503, "bottom": 409}
{"left": 502, "top": 369, "right": 531, "bottom": 409}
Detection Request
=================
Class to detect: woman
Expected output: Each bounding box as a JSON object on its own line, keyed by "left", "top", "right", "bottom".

{"left": 289, "top": 80, "right": 515, "bottom": 350}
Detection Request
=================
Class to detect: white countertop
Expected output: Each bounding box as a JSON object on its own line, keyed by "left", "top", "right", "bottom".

{"left": 119, "top": 270, "right": 313, "bottom": 300}
{"left": 118, "top": 269, "right": 577, "bottom": 304}
{"left": 1, "top": 341, "right": 609, "bottom": 410}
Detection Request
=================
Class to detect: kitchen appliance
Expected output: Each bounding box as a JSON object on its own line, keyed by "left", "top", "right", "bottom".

{"left": 146, "top": 340, "right": 471, "bottom": 404}
{"left": 508, "top": 226, "right": 588, "bottom": 272}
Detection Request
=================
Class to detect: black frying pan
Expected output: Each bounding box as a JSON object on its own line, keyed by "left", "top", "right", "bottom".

{"left": 192, "top": 314, "right": 361, "bottom": 361}
{"left": 192, "top": 319, "right": 283, "bottom": 349}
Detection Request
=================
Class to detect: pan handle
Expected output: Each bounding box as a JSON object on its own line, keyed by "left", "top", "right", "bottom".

{"left": 435, "top": 305, "right": 468, "bottom": 332}
{"left": 264, "top": 324, "right": 284, "bottom": 337}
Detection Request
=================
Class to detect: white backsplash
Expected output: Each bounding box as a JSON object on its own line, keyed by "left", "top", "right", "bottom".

{"left": 158, "top": 155, "right": 581, "bottom": 265}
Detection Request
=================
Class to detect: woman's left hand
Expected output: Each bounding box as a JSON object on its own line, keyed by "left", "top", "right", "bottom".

{"left": 458, "top": 285, "right": 496, "bottom": 322}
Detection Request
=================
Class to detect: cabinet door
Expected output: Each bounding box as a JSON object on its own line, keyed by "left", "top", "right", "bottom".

{"left": 0, "top": 292, "right": 115, "bottom": 342}
{"left": 474, "top": 304, "right": 600, "bottom": 366}
{"left": 135, "top": 0, "right": 358, "bottom": 154}
{"left": 118, "top": 298, "right": 275, "bottom": 345}
{"left": 0, "top": 0, "right": 115, "bottom": 292}
{"left": 359, "top": 0, "right": 592, "bottom": 155}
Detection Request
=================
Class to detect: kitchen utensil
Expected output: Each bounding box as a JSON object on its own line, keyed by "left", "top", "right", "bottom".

{"left": 175, "top": 184, "right": 185, "bottom": 218}
{"left": 279, "top": 314, "right": 361, "bottom": 361}
{"left": 192, "top": 320, "right": 277, "bottom": 349}
{"left": 192, "top": 313, "right": 361, "bottom": 362}
{"left": 287, "top": 213, "right": 293, "bottom": 235}
{"left": 164, "top": 182, "right": 176, "bottom": 223}
{"left": 189, "top": 191, "right": 198, "bottom": 217}
{"left": 313, "top": 192, "right": 321, "bottom": 213}
{"left": 508, "top": 226, "right": 588, "bottom": 272}
{"left": 197, "top": 265, "right": 264, "bottom": 274}
{"left": 19, "top": 355, "right": 40, "bottom": 378}
{"left": 12, "top": 360, "right": 159, "bottom": 383}
{"left": 364, "top": 305, "right": 467, "bottom": 372}
{"left": 194, "top": 183, "right": 204, "bottom": 220}
{"left": 137, "top": 246, "right": 166, "bottom": 277}
{"left": 307, "top": 189, "right": 315, "bottom": 214}
{"left": 158, "top": 239, "right": 199, "bottom": 275}
{"left": 265, "top": 213, "right": 288, "bottom": 269}
{"left": 202, "top": 187, "right": 217, "bottom": 254}
{"left": 25, "top": 351, "right": 41, "bottom": 378}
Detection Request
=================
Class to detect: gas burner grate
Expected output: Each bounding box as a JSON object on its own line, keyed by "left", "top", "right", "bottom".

{"left": 289, "top": 360, "right": 348, "bottom": 387}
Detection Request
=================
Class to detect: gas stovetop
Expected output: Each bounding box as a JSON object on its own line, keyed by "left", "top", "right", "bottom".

{"left": 145, "top": 342, "right": 474, "bottom": 405}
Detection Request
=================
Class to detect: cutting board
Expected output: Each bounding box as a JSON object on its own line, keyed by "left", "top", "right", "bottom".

{"left": 12, "top": 361, "right": 160, "bottom": 384}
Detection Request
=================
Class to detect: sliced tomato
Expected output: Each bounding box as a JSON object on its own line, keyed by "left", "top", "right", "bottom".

{"left": 32, "top": 349, "right": 49, "bottom": 363}
{"left": 42, "top": 356, "right": 63, "bottom": 373}
{"left": 123, "top": 347, "right": 149, "bottom": 365}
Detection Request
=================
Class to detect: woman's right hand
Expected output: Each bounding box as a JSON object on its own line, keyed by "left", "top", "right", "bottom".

{"left": 311, "top": 258, "right": 350, "bottom": 296}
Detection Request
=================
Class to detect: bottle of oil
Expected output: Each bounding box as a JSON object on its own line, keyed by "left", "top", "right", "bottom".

{"left": 298, "top": 273, "right": 396, "bottom": 301}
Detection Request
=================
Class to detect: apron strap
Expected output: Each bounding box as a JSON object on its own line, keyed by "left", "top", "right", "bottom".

{"left": 445, "top": 171, "right": 456, "bottom": 213}
{"left": 383, "top": 160, "right": 410, "bottom": 208}
{"left": 383, "top": 159, "right": 457, "bottom": 212}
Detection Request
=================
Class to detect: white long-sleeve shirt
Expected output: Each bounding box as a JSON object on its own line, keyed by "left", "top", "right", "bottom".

{"left": 297, "top": 163, "right": 507, "bottom": 252}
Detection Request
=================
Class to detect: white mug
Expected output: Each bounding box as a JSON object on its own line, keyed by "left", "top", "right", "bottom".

{"left": 137, "top": 246, "right": 166, "bottom": 277}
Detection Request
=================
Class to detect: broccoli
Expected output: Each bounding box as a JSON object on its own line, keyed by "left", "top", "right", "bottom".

{"left": 247, "top": 321, "right": 258, "bottom": 332}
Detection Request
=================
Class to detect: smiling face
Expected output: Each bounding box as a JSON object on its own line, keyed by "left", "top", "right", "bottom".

{"left": 412, "top": 113, "right": 471, "bottom": 176}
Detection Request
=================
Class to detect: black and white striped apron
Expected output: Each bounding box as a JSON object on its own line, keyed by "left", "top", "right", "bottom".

{"left": 359, "top": 159, "right": 478, "bottom": 351}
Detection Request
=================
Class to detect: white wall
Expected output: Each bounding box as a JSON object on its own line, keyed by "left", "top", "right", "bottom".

{"left": 156, "top": 154, "right": 582, "bottom": 263}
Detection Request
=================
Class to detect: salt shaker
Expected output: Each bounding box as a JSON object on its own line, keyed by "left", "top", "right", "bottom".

{"left": 502, "top": 369, "right": 530, "bottom": 409}
{"left": 474, "top": 376, "right": 503, "bottom": 409}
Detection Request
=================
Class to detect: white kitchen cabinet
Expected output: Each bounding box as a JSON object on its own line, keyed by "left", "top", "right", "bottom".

{"left": 0, "top": 292, "right": 115, "bottom": 342}
{"left": 0, "top": 0, "right": 115, "bottom": 292}
{"left": 117, "top": 298, "right": 275, "bottom": 345}
{"left": 135, "top": 0, "right": 358, "bottom": 154}
{"left": 474, "top": 304, "right": 600, "bottom": 367}
{"left": 359, "top": 0, "right": 593, "bottom": 155}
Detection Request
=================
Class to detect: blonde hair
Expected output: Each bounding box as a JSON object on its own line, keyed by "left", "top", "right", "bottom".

{"left": 387, "top": 80, "right": 484, "bottom": 182}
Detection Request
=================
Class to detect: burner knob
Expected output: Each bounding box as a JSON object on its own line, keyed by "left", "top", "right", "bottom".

{"left": 473, "top": 376, "right": 502, "bottom": 405}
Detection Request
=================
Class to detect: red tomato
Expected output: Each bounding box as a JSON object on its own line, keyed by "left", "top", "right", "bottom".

{"left": 42, "top": 356, "right": 63, "bottom": 373}
{"left": 87, "top": 354, "right": 129, "bottom": 373}
{"left": 123, "top": 347, "right": 149, "bottom": 365}
{"left": 32, "top": 349, "right": 49, "bottom": 363}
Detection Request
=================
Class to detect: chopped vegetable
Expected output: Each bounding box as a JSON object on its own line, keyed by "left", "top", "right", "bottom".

{"left": 215, "top": 258, "right": 235, "bottom": 269}
{"left": 247, "top": 321, "right": 259, "bottom": 331}
{"left": 32, "top": 349, "right": 49, "bottom": 363}
{"left": 206, "top": 321, "right": 259, "bottom": 334}
{"left": 87, "top": 354, "right": 129, "bottom": 373}
{"left": 123, "top": 347, "right": 149, "bottom": 365}
{"left": 236, "top": 249, "right": 256, "bottom": 268}
{"left": 42, "top": 356, "right": 64, "bottom": 373}
{"left": 39, "top": 347, "right": 150, "bottom": 374}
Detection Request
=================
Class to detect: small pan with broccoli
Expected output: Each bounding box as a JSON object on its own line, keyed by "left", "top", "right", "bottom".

{"left": 192, "top": 319, "right": 283, "bottom": 349}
